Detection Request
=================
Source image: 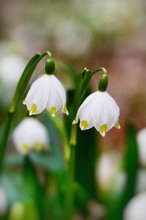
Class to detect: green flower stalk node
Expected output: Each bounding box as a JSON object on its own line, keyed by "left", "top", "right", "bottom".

{"left": 98, "top": 72, "right": 108, "bottom": 92}
{"left": 91, "top": 67, "right": 108, "bottom": 92}
{"left": 45, "top": 58, "right": 55, "bottom": 75}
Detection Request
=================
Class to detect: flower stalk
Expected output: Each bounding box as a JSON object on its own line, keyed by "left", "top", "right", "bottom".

{"left": 64, "top": 67, "right": 110, "bottom": 219}
{"left": 0, "top": 51, "right": 53, "bottom": 172}
{"left": 64, "top": 124, "right": 77, "bottom": 220}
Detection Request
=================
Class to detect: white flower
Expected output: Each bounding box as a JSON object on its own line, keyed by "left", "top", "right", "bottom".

{"left": 95, "top": 152, "right": 121, "bottom": 192}
{"left": 74, "top": 91, "right": 120, "bottom": 136}
{"left": 54, "top": 19, "right": 92, "bottom": 58}
{"left": 124, "top": 193, "right": 146, "bottom": 220}
{"left": 0, "top": 54, "right": 26, "bottom": 104}
{"left": 13, "top": 118, "right": 49, "bottom": 154}
{"left": 24, "top": 74, "right": 68, "bottom": 116}
{"left": 136, "top": 169, "right": 146, "bottom": 193}
{"left": 0, "top": 187, "right": 8, "bottom": 214}
{"left": 137, "top": 128, "right": 146, "bottom": 166}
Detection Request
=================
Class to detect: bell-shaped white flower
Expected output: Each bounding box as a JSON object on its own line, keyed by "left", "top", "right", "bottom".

{"left": 136, "top": 169, "right": 146, "bottom": 193}
{"left": 74, "top": 91, "right": 120, "bottom": 136}
{"left": 137, "top": 128, "right": 146, "bottom": 167}
{"left": 24, "top": 74, "right": 68, "bottom": 116}
{"left": 95, "top": 152, "right": 123, "bottom": 192}
{"left": 124, "top": 193, "right": 146, "bottom": 220}
{"left": 13, "top": 118, "right": 49, "bottom": 154}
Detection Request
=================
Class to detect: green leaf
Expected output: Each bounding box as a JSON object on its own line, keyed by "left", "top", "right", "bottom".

{"left": 9, "top": 52, "right": 47, "bottom": 113}
{"left": 75, "top": 127, "right": 98, "bottom": 210}
{"left": 22, "top": 157, "right": 46, "bottom": 220}
{"left": 106, "top": 121, "right": 138, "bottom": 220}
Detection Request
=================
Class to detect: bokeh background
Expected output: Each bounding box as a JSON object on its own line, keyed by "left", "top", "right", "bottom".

{"left": 0, "top": 0, "right": 146, "bottom": 219}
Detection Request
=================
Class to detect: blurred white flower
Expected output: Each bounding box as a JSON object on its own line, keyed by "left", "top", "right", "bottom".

{"left": 74, "top": 91, "right": 120, "bottom": 136}
{"left": 95, "top": 152, "right": 121, "bottom": 192}
{"left": 136, "top": 169, "right": 146, "bottom": 193}
{"left": 72, "top": 0, "right": 142, "bottom": 34}
{"left": 124, "top": 193, "right": 146, "bottom": 220}
{"left": 0, "top": 187, "right": 8, "bottom": 214}
{"left": 12, "top": 23, "right": 48, "bottom": 56}
{"left": 137, "top": 128, "right": 146, "bottom": 166}
{"left": 13, "top": 118, "right": 49, "bottom": 154}
{"left": 0, "top": 54, "right": 26, "bottom": 104}
{"left": 54, "top": 19, "right": 92, "bottom": 58}
{"left": 24, "top": 74, "right": 68, "bottom": 116}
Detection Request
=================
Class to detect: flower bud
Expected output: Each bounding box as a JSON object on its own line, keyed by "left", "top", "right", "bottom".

{"left": 45, "top": 58, "right": 55, "bottom": 75}
{"left": 98, "top": 73, "right": 108, "bottom": 92}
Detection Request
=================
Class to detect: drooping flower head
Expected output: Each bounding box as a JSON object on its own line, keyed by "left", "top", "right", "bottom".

{"left": 73, "top": 68, "right": 120, "bottom": 136}
{"left": 137, "top": 128, "right": 146, "bottom": 167}
{"left": 13, "top": 118, "right": 49, "bottom": 154}
{"left": 74, "top": 91, "right": 120, "bottom": 136}
{"left": 24, "top": 74, "right": 68, "bottom": 116}
{"left": 24, "top": 55, "right": 68, "bottom": 116}
{"left": 124, "top": 193, "right": 146, "bottom": 220}
{"left": 95, "top": 151, "right": 126, "bottom": 197}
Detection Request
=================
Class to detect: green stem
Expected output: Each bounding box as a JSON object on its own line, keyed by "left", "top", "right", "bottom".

{"left": 91, "top": 67, "right": 108, "bottom": 92}
{"left": 64, "top": 124, "right": 77, "bottom": 220}
{"left": 23, "top": 156, "right": 46, "bottom": 220}
{"left": 0, "top": 112, "right": 13, "bottom": 173}
{"left": 74, "top": 67, "right": 108, "bottom": 114}
{"left": 9, "top": 52, "right": 48, "bottom": 113}
{"left": 0, "top": 51, "right": 52, "bottom": 173}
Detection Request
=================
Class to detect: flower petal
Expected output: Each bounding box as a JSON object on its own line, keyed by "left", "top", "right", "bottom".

{"left": 92, "top": 92, "right": 120, "bottom": 133}
{"left": 25, "top": 75, "right": 50, "bottom": 115}
{"left": 46, "top": 75, "right": 67, "bottom": 115}
{"left": 75, "top": 92, "right": 97, "bottom": 125}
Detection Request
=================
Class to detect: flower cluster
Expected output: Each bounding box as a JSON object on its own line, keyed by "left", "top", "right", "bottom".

{"left": 21, "top": 55, "right": 120, "bottom": 137}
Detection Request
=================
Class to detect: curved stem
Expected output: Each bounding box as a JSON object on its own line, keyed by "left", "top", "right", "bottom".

{"left": 91, "top": 67, "right": 108, "bottom": 76}
{"left": 0, "top": 51, "right": 52, "bottom": 173}
{"left": 9, "top": 51, "right": 50, "bottom": 113}
{"left": 74, "top": 67, "right": 108, "bottom": 114}
{"left": 91, "top": 67, "right": 108, "bottom": 92}
{"left": 0, "top": 112, "right": 13, "bottom": 173}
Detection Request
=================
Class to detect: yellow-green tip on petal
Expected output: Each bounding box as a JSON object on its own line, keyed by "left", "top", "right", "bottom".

{"left": 115, "top": 121, "right": 121, "bottom": 129}
{"left": 21, "top": 144, "right": 29, "bottom": 153}
{"left": 80, "top": 120, "right": 88, "bottom": 130}
{"left": 63, "top": 105, "right": 69, "bottom": 115}
{"left": 23, "top": 98, "right": 26, "bottom": 105}
{"left": 30, "top": 104, "right": 37, "bottom": 115}
{"left": 72, "top": 117, "right": 78, "bottom": 124}
{"left": 49, "top": 106, "right": 57, "bottom": 117}
{"left": 100, "top": 124, "right": 107, "bottom": 137}
{"left": 34, "top": 142, "right": 42, "bottom": 151}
